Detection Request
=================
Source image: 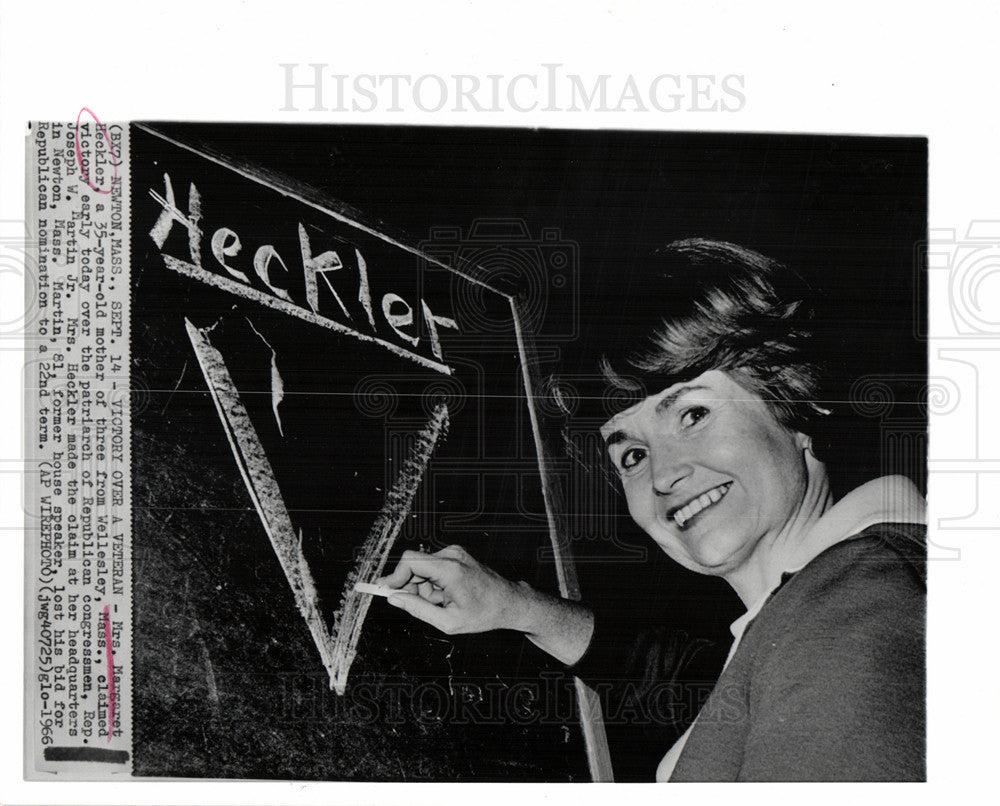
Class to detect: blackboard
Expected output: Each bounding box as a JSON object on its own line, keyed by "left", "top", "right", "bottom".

{"left": 129, "top": 124, "right": 600, "bottom": 781}
{"left": 128, "top": 123, "right": 927, "bottom": 781}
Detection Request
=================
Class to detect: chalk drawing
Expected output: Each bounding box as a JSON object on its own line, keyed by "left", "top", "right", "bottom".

{"left": 144, "top": 124, "right": 611, "bottom": 772}
{"left": 166, "top": 255, "right": 453, "bottom": 376}
{"left": 509, "top": 297, "right": 614, "bottom": 782}
{"left": 184, "top": 319, "right": 339, "bottom": 682}
{"left": 150, "top": 176, "right": 204, "bottom": 269}
{"left": 330, "top": 402, "right": 449, "bottom": 695}
{"left": 244, "top": 317, "right": 286, "bottom": 437}
{"left": 136, "top": 123, "right": 510, "bottom": 297}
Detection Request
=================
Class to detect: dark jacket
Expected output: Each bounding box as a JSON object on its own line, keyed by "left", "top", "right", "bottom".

{"left": 571, "top": 521, "right": 926, "bottom": 781}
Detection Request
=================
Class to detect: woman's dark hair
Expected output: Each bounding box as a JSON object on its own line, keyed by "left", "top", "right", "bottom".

{"left": 595, "top": 238, "right": 831, "bottom": 440}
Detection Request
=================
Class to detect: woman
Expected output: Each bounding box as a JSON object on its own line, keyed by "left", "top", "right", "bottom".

{"left": 378, "top": 239, "right": 926, "bottom": 781}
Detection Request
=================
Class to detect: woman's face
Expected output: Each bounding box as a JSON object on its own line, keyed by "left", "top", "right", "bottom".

{"left": 600, "top": 370, "right": 812, "bottom": 578}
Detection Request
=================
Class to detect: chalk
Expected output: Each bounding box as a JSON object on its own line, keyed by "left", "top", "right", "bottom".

{"left": 353, "top": 582, "right": 398, "bottom": 598}
{"left": 186, "top": 320, "right": 339, "bottom": 683}
{"left": 165, "top": 255, "right": 453, "bottom": 375}
{"left": 330, "top": 401, "right": 449, "bottom": 694}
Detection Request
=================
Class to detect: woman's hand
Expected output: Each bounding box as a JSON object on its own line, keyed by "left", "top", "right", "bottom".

{"left": 377, "top": 544, "right": 595, "bottom": 665}
{"left": 377, "top": 544, "right": 530, "bottom": 635}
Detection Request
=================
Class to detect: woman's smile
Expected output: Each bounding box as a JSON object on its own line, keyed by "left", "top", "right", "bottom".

{"left": 667, "top": 481, "right": 733, "bottom": 529}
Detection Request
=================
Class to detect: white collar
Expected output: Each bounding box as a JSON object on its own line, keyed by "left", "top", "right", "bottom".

{"left": 729, "top": 475, "right": 926, "bottom": 641}
{"left": 657, "top": 476, "right": 925, "bottom": 783}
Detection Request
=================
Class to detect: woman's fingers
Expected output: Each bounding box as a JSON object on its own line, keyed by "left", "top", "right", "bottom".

{"left": 425, "top": 589, "right": 447, "bottom": 605}
{"left": 416, "top": 579, "right": 441, "bottom": 601}
{"left": 387, "top": 592, "right": 456, "bottom": 633}
{"left": 376, "top": 544, "right": 525, "bottom": 634}
{"left": 400, "top": 579, "right": 423, "bottom": 595}
{"left": 377, "top": 551, "right": 423, "bottom": 588}
{"left": 378, "top": 549, "right": 459, "bottom": 589}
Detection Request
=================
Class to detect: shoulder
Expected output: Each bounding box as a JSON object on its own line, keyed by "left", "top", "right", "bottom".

{"left": 785, "top": 520, "right": 924, "bottom": 602}
{"left": 723, "top": 522, "right": 926, "bottom": 780}
{"left": 749, "top": 522, "right": 925, "bottom": 648}
{"left": 737, "top": 522, "right": 926, "bottom": 734}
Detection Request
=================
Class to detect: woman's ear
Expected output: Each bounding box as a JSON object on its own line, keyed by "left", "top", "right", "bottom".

{"left": 799, "top": 431, "right": 829, "bottom": 487}
{"left": 797, "top": 430, "right": 827, "bottom": 470}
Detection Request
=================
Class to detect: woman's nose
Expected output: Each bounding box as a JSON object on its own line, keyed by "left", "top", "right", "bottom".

{"left": 650, "top": 449, "right": 693, "bottom": 495}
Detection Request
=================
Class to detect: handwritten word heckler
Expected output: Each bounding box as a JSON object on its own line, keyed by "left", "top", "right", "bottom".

{"left": 147, "top": 173, "right": 459, "bottom": 374}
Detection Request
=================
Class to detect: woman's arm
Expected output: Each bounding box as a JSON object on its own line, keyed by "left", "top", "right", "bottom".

{"left": 377, "top": 545, "right": 595, "bottom": 665}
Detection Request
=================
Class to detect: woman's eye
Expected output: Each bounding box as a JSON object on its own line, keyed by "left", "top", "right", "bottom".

{"left": 619, "top": 447, "right": 647, "bottom": 471}
{"left": 680, "top": 406, "right": 709, "bottom": 427}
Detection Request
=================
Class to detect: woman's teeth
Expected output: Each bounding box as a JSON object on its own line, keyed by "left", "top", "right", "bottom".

{"left": 673, "top": 483, "right": 730, "bottom": 528}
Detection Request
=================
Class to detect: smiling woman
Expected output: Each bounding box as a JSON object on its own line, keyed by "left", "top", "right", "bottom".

{"left": 378, "top": 238, "right": 926, "bottom": 781}
{"left": 600, "top": 370, "right": 827, "bottom": 603}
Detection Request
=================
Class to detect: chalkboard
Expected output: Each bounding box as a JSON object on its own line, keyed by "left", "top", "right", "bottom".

{"left": 129, "top": 124, "right": 599, "bottom": 781}
{"left": 128, "top": 123, "right": 927, "bottom": 782}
